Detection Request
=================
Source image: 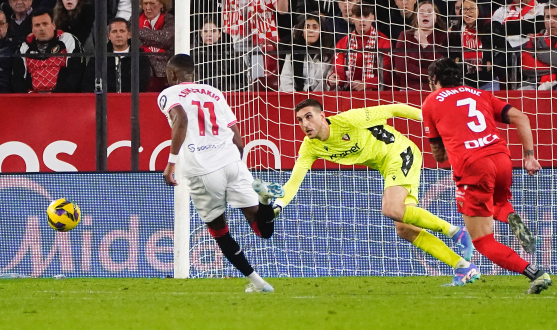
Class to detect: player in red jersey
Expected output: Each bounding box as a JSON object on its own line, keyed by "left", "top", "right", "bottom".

{"left": 422, "top": 58, "right": 552, "bottom": 294}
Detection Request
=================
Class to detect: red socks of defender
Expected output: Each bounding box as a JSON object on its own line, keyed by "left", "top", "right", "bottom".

{"left": 472, "top": 233, "right": 528, "bottom": 273}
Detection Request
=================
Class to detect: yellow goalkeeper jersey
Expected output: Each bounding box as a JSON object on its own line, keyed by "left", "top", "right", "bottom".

{"left": 275, "top": 104, "right": 422, "bottom": 208}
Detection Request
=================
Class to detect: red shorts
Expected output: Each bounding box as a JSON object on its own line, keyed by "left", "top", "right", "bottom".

{"left": 455, "top": 153, "right": 513, "bottom": 217}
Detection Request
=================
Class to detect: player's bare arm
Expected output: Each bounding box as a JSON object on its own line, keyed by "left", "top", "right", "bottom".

{"left": 163, "top": 105, "right": 188, "bottom": 186}
{"left": 230, "top": 124, "right": 244, "bottom": 158}
{"left": 506, "top": 107, "right": 542, "bottom": 176}
{"left": 429, "top": 139, "right": 448, "bottom": 163}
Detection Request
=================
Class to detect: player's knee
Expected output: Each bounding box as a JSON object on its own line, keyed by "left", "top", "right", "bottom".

{"left": 382, "top": 204, "right": 404, "bottom": 222}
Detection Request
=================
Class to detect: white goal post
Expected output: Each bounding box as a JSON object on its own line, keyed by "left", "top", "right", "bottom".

{"left": 173, "top": 0, "right": 191, "bottom": 279}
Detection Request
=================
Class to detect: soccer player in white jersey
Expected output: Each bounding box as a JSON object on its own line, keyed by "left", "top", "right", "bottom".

{"left": 158, "top": 54, "right": 284, "bottom": 293}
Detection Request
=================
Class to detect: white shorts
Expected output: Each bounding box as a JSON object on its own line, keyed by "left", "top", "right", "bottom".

{"left": 186, "top": 161, "right": 259, "bottom": 223}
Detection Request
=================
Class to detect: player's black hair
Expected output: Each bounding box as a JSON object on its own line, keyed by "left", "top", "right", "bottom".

{"left": 32, "top": 7, "right": 54, "bottom": 22}
{"left": 167, "top": 54, "right": 195, "bottom": 74}
{"left": 109, "top": 17, "right": 131, "bottom": 32}
{"left": 427, "top": 58, "right": 462, "bottom": 88}
{"left": 295, "top": 99, "right": 323, "bottom": 112}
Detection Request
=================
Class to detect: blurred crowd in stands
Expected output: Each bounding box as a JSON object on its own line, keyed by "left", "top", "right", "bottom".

{"left": 0, "top": 0, "right": 173, "bottom": 93}
{"left": 0, "top": 0, "right": 555, "bottom": 93}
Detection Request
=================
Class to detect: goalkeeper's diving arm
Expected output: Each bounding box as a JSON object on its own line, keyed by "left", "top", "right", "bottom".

{"left": 375, "top": 104, "right": 422, "bottom": 121}
{"left": 273, "top": 164, "right": 309, "bottom": 213}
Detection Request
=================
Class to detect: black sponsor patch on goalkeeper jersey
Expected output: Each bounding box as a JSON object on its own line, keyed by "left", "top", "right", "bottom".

{"left": 400, "top": 146, "right": 414, "bottom": 177}
{"left": 368, "top": 125, "right": 395, "bottom": 144}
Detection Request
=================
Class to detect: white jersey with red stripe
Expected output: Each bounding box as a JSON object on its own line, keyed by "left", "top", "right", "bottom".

{"left": 157, "top": 82, "right": 241, "bottom": 177}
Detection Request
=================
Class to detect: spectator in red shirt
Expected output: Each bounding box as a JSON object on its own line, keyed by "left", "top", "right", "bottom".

{"left": 328, "top": 4, "right": 392, "bottom": 91}
{"left": 12, "top": 8, "right": 84, "bottom": 93}
{"left": 222, "top": 0, "right": 289, "bottom": 83}
{"left": 394, "top": 0, "right": 448, "bottom": 91}
{"left": 521, "top": 0, "right": 557, "bottom": 90}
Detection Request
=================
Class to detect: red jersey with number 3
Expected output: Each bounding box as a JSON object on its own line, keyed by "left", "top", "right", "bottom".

{"left": 157, "top": 82, "right": 240, "bottom": 177}
{"left": 422, "top": 86, "right": 512, "bottom": 178}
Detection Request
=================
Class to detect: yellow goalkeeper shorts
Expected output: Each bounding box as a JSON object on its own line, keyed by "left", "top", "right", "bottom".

{"left": 381, "top": 143, "right": 422, "bottom": 205}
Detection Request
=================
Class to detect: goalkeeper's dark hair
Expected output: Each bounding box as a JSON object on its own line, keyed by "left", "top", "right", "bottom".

{"left": 167, "top": 54, "right": 195, "bottom": 74}
{"left": 295, "top": 99, "right": 323, "bottom": 112}
{"left": 428, "top": 58, "right": 462, "bottom": 88}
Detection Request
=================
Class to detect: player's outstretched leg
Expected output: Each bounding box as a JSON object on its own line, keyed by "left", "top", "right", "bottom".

{"left": 396, "top": 224, "right": 480, "bottom": 287}
{"left": 402, "top": 206, "right": 476, "bottom": 260}
{"left": 207, "top": 214, "right": 273, "bottom": 293}
{"left": 383, "top": 187, "right": 475, "bottom": 261}
{"left": 388, "top": 205, "right": 474, "bottom": 260}
{"left": 472, "top": 232, "right": 551, "bottom": 294}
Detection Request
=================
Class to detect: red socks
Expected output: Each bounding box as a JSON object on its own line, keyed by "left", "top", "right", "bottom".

{"left": 473, "top": 233, "right": 528, "bottom": 273}
{"left": 208, "top": 224, "right": 230, "bottom": 238}
{"left": 250, "top": 222, "right": 261, "bottom": 237}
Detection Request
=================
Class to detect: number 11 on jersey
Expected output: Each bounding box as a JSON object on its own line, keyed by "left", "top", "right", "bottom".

{"left": 193, "top": 101, "right": 219, "bottom": 136}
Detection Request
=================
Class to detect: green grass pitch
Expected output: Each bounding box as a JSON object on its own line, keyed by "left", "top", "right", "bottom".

{"left": 0, "top": 276, "right": 555, "bottom": 330}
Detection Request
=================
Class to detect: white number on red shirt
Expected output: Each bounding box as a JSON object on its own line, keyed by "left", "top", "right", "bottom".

{"left": 458, "top": 97, "right": 486, "bottom": 133}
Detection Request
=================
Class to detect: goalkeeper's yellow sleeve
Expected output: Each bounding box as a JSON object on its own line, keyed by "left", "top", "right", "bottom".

{"left": 342, "top": 104, "right": 422, "bottom": 129}
{"left": 274, "top": 165, "right": 308, "bottom": 208}
{"left": 375, "top": 104, "right": 422, "bottom": 121}
{"left": 275, "top": 140, "right": 316, "bottom": 208}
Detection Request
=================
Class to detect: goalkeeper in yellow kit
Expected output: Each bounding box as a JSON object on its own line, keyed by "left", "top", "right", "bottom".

{"left": 265, "top": 99, "right": 480, "bottom": 285}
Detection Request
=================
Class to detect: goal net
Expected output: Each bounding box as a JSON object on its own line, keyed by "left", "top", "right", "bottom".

{"left": 187, "top": 0, "right": 556, "bottom": 278}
